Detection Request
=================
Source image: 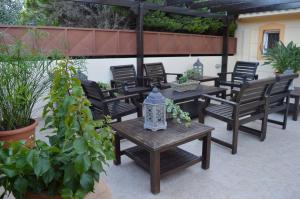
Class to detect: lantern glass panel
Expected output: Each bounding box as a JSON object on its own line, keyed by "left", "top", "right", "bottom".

{"left": 143, "top": 88, "right": 167, "bottom": 131}
{"left": 193, "top": 59, "right": 204, "bottom": 79}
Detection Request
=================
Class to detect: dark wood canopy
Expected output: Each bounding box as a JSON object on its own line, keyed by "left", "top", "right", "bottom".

{"left": 70, "top": 0, "right": 300, "bottom": 84}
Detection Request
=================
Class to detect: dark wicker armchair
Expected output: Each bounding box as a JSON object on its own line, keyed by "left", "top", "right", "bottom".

{"left": 81, "top": 80, "right": 141, "bottom": 122}
{"left": 217, "top": 61, "right": 259, "bottom": 97}
{"left": 200, "top": 77, "right": 276, "bottom": 154}
{"left": 268, "top": 73, "right": 299, "bottom": 129}
{"left": 110, "top": 64, "right": 151, "bottom": 96}
{"left": 144, "top": 62, "right": 182, "bottom": 89}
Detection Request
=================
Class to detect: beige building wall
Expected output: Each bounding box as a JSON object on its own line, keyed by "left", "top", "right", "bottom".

{"left": 234, "top": 9, "right": 300, "bottom": 86}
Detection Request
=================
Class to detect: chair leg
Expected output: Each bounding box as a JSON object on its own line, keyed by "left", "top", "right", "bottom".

{"left": 283, "top": 100, "right": 290, "bottom": 130}
{"left": 283, "top": 109, "right": 288, "bottom": 130}
{"left": 230, "top": 86, "right": 234, "bottom": 98}
{"left": 227, "top": 124, "right": 232, "bottom": 131}
{"left": 231, "top": 122, "right": 239, "bottom": 155}
{"left": 137, "top": 110, "right": 142, "bottom": 118}
{"left": 198, "top": 101, "right": 207, "bottom": 123}
{"left": 260, "top": 117, "right": 268, "bottom": 141}
{"left": 198, "top": 111, "right": 205, "bottom": 123}
{"left": 137, "top": 104, "right": 143, "bottom": 117}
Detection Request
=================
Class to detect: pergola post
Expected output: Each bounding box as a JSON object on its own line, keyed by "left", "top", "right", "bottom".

{"left": 221, "top": 16, "right": 229, "bottom": 77}
{"left": 136, "top": 0, "right": 145, "bottom": 86}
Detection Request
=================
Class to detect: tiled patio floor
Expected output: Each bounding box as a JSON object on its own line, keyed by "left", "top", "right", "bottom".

{"left": 3, "top": 114, "right": 300, "bottom": 199}
{"left": 103, "top": 114, "right": 300, "bottom": 199}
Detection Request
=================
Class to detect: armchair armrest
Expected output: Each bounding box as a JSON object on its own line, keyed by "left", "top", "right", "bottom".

{"left": 201, "top": 94, "right": 237, "bottom": 106}
{"left": 166, "top": 73, "right": 183, "bottom": 80}
{"left": 144, "top": 75, "right": 164, "bottom": 86}
{"left": 217, "top": 72, "right": 233, "bottom": 76}
{"left": 233, "top": 72, "right": 257, "bottom": 83}
{"left": 165, "top": 73, "right": 183, "bottom": 76}
{"left": 111, "top": 79, "right": 134, "bottom": 92}
{"left": 101, "top": 87, "right": 119, "bottom": 98}
{"left": 217, "top": 72, "right": 233, "bottom": 82}
{"left": 103, "top": 93, "right": 140, "bottom": 104}
{"left": 111, "top": 79, "right": 134, "bottom": 86}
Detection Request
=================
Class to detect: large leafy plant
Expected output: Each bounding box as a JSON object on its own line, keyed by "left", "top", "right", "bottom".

{"left": 0, "top": 60, "right": 114, "bottom": 199}
{"left": 264, "top": 41, "right": 300, "bottom": 73}
{"left": 0, "top": 38, "right": 57, "bottom": 131}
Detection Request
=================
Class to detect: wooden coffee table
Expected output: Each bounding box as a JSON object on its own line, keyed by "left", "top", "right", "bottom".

{"left": 160, "top": 85, "right": 227, "bottom": 118}
{"left": 111, "top": 118, "right": 214, "bottom": 194}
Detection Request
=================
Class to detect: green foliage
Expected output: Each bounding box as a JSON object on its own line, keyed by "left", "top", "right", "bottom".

{"left": 228, "top": 21, "right": 237, "bottom": 37}
{"left": 0, "top": 34, "right": 60, "bottom": 131}
{"left": 178, "top": 75, "right": 189, "bottom": 84}
{"left": 264, "top": 41, "right": 300, "bottom": 73}
{"left": 0, "top": 59, "right": 114, "bottom": 199}
{"left": 20, "top": 0, "right": 237, "bottom": 36}
{"left": 0, "top": 0, "right": 22, "bottom": 25}
{"left": 144, "top": 11, "right": 226, "bottom": 35}
{"left": 178, "top": 69, "right": 197, "bottom": 84}
{"left": 185, "top": 69, "right": 196, "bottom": 79}
{"left": 166, "top": 99, "right": 191, "bottom": 126}
{"left": 21, "top": 0, "right": 130, "bottom": 29}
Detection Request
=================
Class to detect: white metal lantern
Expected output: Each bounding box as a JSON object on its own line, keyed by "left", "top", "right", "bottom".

{"left": 143, "top": 88, "right": 167, "bottom": 131}
{"left": 193, "top": 59, "right": 204, "bottom": 79}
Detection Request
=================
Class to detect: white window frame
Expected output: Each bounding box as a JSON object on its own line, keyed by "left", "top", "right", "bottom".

{"left": 262, "top": 30, "right": 280, "bottom": 54}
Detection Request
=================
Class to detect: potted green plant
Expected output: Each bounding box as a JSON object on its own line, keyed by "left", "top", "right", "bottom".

{"left": 166, "top": 99, "right": 191, "bottom": 126}
{"left": 169, "top": 71, "right": 199, "bottom": 92}
{"left": 0, "top": 39, "right": 57, "bottom": 146}
{"left": 264, "top": 41, "right": 300, "bottom": 74}
{"left": 0, "top": 59, "right": 114, "bottom": 199}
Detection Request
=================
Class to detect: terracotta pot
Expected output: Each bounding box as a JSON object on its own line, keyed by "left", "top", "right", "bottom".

{"left": 0, "top": 119, "right": 37, "bottom": 147}
{"left": 25, "top": 181, "right": 112, "bottom": 199}
{"left": 85, "top": 181, "right": 112, "bottom": 199}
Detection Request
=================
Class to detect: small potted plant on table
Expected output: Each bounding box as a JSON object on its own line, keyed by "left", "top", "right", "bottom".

{"left": 0, "top": 60, "right": 114, "bottom": 199}
{"left": 170, "top": 72, "right": 199, "bottom": 92}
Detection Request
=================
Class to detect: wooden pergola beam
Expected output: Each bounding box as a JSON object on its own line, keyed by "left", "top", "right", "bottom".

{"left": 190, "top": 0, "right": 245, "bottom": 9}
{"left": 72, "top": 0, "right": 136, "bottom": 7}
{"left": 211, "top": 0, "right": 300, "bottom": 13}
{"left": 72, "top": 0, "right": 226, "bottom": 18}
{"left": 232, "top": 1, "right": 300, "bottom": 14}
{"left": 165, "top": 0, "right": 194, "bottom": 6}
{"left": 69, "top": 0, "right": 300, "bottom": 82}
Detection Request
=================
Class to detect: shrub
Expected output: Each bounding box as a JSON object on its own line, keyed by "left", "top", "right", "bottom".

{"left": 0, "top": 59, "right": 114, "bottom": 199}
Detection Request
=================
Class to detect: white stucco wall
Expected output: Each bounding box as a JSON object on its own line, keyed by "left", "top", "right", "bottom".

{"left": 234, "top": 11, "right": 300, "bottom": 86}
{"left": 85, "top": 56, "right": 236, "bottom": 84}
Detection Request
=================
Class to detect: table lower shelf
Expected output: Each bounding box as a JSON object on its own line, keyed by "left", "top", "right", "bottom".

{"left": 124, "top": 146, "right": 201, "bottom": 177}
